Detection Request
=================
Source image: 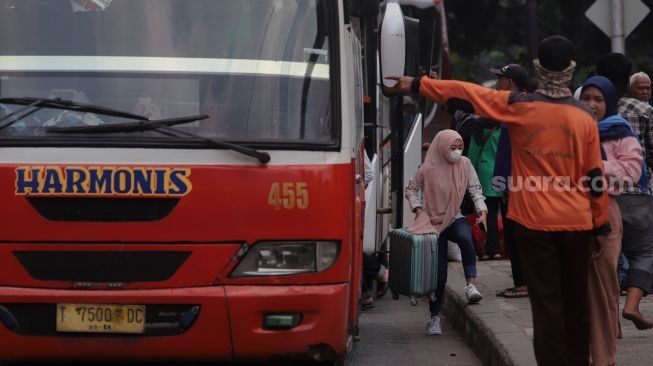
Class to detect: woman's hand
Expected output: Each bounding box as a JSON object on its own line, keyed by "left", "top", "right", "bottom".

{"left": 591, "top": 236, "right": 603, "bottom": 259}
{"left": 415, "top": 207, "right": 424, "bottom": 220}
{"left": 477, "top": 211, "right": 488, "bottom": 232}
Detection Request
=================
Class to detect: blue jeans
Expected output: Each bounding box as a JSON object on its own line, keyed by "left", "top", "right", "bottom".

{"left": 430, "top": 217, "right": 478, "bottom": 316}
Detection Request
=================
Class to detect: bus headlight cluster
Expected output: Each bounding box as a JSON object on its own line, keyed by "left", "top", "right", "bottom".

{"left": 230, "top": 241, "right": 340, "bottom": 277}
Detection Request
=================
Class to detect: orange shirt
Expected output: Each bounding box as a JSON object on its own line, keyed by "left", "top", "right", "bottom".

{"left": 419, "top": 77, "right": 609, "bottom": 232}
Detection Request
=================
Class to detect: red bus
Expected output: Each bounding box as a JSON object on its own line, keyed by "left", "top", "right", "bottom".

{"left": 0, "top": 0, "right": 444, "bottom": 363}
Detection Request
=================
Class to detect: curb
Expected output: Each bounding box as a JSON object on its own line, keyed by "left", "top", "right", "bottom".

{"left": 442, "top": 263, "right": 537, "bottom": 366}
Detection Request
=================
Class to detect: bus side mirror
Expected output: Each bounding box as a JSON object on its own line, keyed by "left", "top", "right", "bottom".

{"left": 379, "top": 2, "right": 406, "bottom": 90}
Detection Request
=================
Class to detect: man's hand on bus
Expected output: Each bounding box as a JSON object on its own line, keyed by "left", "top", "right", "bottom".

{"left": 384, "top": 76, "right": 414, "bottom": 95}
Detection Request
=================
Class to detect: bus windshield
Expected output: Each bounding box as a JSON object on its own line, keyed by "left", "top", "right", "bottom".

{"left": 0, "top": 0, "right": 336, "bottom": 148}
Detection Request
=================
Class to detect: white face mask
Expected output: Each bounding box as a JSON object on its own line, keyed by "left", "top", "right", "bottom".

{"left": 447, "top": 149, "right": 463, "bottom": 163}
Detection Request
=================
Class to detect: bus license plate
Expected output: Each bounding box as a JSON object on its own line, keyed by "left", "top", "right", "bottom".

{"left": 56, "top": 303, "right": 146, "bottom": 334}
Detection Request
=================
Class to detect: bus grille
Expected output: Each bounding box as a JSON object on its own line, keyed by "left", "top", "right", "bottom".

{"left": 14, "top": 251, "right": 191, "bottom": 282}
{"left": 26, "top": 197, "right": 180, "bottom": 222}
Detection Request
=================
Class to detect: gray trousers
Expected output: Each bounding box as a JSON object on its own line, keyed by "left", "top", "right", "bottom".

{"left": 616, "top": 194, "right": 653, "bottom": 292}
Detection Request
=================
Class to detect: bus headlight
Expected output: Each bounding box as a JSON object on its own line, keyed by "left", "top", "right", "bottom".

{"left": 230, "top": 241, "right": 340, "bottom": 277}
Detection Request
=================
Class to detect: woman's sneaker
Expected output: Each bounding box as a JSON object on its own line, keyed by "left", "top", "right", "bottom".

{"left": 425, "top": 316, "right": 442, "bottom": 335}
{"left": 464, "top": 284, "right": 482, "bottom": 304}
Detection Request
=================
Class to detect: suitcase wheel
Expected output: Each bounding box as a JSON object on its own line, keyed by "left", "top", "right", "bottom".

{"left": 409, "top": 297, "right": 418, "bottom": 306}
{"left": 391, "top": 290, "right": 399, "bottom": 301}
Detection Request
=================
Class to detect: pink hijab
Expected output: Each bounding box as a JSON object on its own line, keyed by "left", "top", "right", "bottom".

{"left": 407, "top": 130, "right": 470, "bottom": 234}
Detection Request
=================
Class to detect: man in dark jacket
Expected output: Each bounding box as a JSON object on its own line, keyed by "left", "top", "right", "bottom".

{"left": 452, "top": 64, "right": 530, "bottom": 274}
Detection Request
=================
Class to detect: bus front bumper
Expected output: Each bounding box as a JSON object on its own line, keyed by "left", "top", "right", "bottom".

{"left": 0, "top": 283, "right": 349, "bottom": 361}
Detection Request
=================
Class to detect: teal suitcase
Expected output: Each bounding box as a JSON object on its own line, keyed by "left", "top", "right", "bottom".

{"left": 388, "top": 228, "right": 438, "bottom": 306}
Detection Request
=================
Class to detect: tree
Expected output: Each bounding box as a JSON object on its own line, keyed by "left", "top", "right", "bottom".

{"left": 445, "top": 0, "right": 653, "bottom": 86}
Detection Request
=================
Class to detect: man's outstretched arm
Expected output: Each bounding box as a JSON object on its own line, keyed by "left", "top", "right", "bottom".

{"left": 384, "top": 76, "right": 522, "bottom": 125}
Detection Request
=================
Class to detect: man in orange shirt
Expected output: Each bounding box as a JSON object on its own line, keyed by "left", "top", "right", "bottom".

{"left": 387, "top": 36, "right": 609, "bottom": 366}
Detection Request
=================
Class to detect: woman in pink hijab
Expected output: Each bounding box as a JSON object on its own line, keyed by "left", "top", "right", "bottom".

{"left": 406, "top": 129, "right": 488, "bottom": 335}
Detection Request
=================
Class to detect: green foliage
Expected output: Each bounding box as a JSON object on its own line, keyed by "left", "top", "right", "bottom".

{"left": 445, "top": 0, "right": 653, "bottom": 88}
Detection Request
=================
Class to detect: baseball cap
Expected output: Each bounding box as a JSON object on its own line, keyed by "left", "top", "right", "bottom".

{"left": 490, "top": 64, "right": 528, "bottom": 89}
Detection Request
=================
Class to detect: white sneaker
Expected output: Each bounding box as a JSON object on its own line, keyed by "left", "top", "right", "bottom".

{"left": 425, "top": 316, "right": 442, "bottom": 335}
{"left": 465, "top": 284, "right": 482, "bottom": 304}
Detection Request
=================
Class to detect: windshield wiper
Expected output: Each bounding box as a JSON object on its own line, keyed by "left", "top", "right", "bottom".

{"left": 157, "top": 125, "right": 271, "bottom": 164}
{"left": 0, "top": 97, "right": 147, "bottom": 131}
{"left": 46, "top": 114, "right": 271, "bottom": 164}
{"left": 46, "top": 114, "right": 209, "bottom": 134}
{"left": 0, "top": 97, "right": 270, "bottom": 163}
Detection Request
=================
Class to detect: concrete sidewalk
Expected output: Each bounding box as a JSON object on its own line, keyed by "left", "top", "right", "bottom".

{"left": 442, "top": 260, "right": 653, "bottom": 366}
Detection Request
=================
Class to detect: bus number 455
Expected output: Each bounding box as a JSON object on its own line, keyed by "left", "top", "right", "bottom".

{"left": 268, "top": 182, "right": 308, "bottom": 210}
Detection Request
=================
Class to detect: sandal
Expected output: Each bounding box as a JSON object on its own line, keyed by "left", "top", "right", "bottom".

{"left": 361, "top": 296, "right": 375, "bottom": 311}
{"left": 502, "top": 288, "right": 528, "bottom": 298}
{"left": 496, "top": 287, "right": 528, "bottom": 298}
{"left": 496, "top": 287, "right": 516, "bottom": 297}
{"left": 623, "top": 311, "right": 653, "bottom": 330}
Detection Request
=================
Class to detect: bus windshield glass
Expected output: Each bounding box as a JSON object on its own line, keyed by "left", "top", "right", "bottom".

{"left": 0, "top": 0, "right": 336, "bottom": 148}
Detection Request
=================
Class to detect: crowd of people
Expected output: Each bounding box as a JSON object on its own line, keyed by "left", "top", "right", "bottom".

{"left": 381, "top": 35, "right": 653, "bottom": 366}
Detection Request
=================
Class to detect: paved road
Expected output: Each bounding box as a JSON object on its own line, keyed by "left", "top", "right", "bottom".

{"left": 1, "top": 295, "right": 480, "bottom": 366}
{"left": 346, "top": 294, "right": 481, "bottom": 366}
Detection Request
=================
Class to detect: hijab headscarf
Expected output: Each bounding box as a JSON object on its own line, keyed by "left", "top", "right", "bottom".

{"left": 581, "top": 75, "right": 649, "bottom": 192}
{"left": 581, "top": 75, "right": 619, "bottom": 117}
{"left": 407, "top": 130, "right": 470, "bottom": 234}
